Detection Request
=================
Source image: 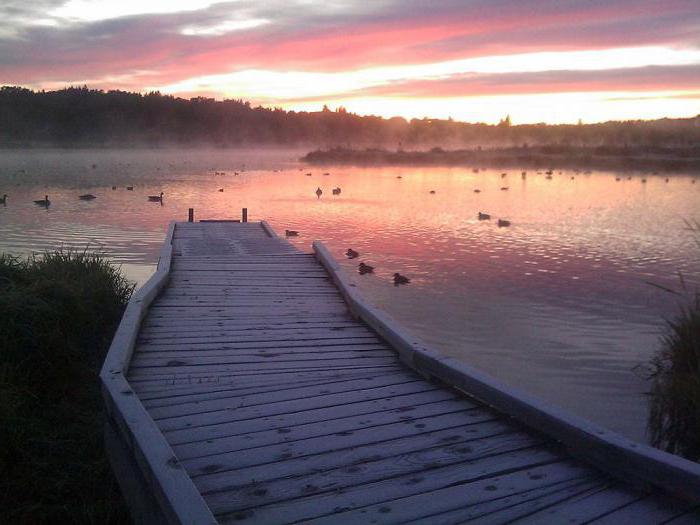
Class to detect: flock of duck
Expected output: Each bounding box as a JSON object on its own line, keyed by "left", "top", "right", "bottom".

{"left": 0, "top": 187, "right": 166, "bottom": 209}
{"left": 352, "top": 252, "right": 410, "bottom": 286}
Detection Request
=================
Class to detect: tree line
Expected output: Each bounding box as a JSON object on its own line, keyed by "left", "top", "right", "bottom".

{"left": 1, "top": 85, "right": 698, "bottom": 148}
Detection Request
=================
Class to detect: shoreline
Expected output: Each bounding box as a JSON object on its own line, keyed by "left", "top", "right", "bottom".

{"left": 302, "top": 147, "right": 700, "bottom": 173}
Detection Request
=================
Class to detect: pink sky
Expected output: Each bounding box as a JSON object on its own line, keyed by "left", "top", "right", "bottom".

{"left": 1, "top": 0, "right": 699, "bottom": 123}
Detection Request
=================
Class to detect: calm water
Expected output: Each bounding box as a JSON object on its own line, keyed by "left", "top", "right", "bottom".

{"left": 1, "top": 148, "right": 698, "bottom": 443}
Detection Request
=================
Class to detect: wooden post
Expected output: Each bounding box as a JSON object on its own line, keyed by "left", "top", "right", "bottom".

{"left": 188, "top": 208, "right": 194, "bottom": 222}
{"left": 242, "top": 208, "right": 248, "bottom": 223}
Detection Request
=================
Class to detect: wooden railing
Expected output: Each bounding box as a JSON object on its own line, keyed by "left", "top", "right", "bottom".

{"left": 100, "top": 222, "right": 216, "bottom": 524}
{"left": 313, "top": 240, "right": 700, "bottom": 504}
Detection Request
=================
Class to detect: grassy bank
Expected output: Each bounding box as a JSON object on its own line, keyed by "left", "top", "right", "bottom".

{"left": 303, "top": 146, "right": 700, "bottom": 173}
{"left": 0, "top": 249, "right": 134, "bottom": 523}
{"left": 648, "top": 291, "right": 700, "bottom": 462}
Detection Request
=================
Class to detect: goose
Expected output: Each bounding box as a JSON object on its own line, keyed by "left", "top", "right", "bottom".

{"left": 148, "top": 192, "right": 164, "bottom": 202}
{"left": 126, "top": 186, "right": 134, "bottom": 190}
{"left": 346, "top": 248, "right": 359, "bottom": 259}
{"left": 498, "top": 219, "right": 511, "bottom": 227}
{"left": 358, "top": 262, "right": 374, "bottom": 274}
{"left": 0, "top": 194, "right": 6, "bottom": 204}
{"left": 393, "top": 273, "right": 410, "bottom": 285}
{"left": 79, "top": 194, "right": 96, "bottom": 200}
{"left": 285, "top": 230, "right": 298, "bottom": 237}
{"left": 332, "top": 187, "right": 341, "bottom": 195}
{"left": 478, "top": 212, "right": 491, "bottom": 220}
{"left": 315, "top": 187, "right": 323, "bottom": 198}
{"left": 34, "top": 195, "right": 50, "bottom": 207}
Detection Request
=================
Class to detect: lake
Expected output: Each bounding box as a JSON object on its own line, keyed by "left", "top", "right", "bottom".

{"left": 1, "top": 148, "right": 698, "bottom": 443}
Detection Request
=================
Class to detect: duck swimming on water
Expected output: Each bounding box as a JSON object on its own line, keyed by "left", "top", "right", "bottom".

{"left": 148, "top": 192, "right": 164, "bottom": 202}
{"left": 358, "top": 262, "right": 374, "bottom": 274}
{"left": 285, "top": 230, "right": 299, "bottom": 237}
{"left": 498, "top": 219, "right": 511, "bottom": 227}
{"left": 478, "top": 212, "right": 491, "bottom": 220}
{"left": 393, "top": 273, "right": 410, "bottom": 285}
{"left": 34, "top": 195, "right": 50, "bottom": 207}
{"left": 346, "top": 248, "right": 359, "bottom": 259}
{"left": 316, "top": 187, "right": 323, "bottom": 198}
{"left": 0, "top": 194, "right": 6, "bottom": 205}
{"left": 79, "top": 194, "right": 96, "bottom": 200}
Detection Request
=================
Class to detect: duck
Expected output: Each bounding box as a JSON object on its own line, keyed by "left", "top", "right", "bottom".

{"left": 478, "top": 212, "right": 491, "bottom": 220}
{"left": 358, "top": 262, "right": 374, "bottom": 275}
{"left": 472, "top": 168, "right": 479, "bottom": 173}
{"left": 332, "top": 187, "right": 341, "bottom": 195}
{"left": 306, "top": 172, "right": 312, "bottom": 176}
{"left": 473, "top": 189, "right": 481, "bottom": 193}
{"left": 218, "top": 188, "right": 224, "bottom": 192}
{"left": 285, "top": 230, "right": 299, "bottom": 237}
{"left": 315, "top": 187, "right": 323, "bottom": 198}
{"left": 34, "top": 195, "right": 50, "bottom": 207}
{"left": 545, "top": 174, "right": 552, "bottom": 180}
{"left": 665, "top": 178, "right": 669, "bottom": 183}
{"left": 501, "top": 173, "right": 507, "bottom": 178}
{"left": 545, "top": 170, "right": 553, "bottom": 175}
{"left": 429, "top": 190, "right": 436, "bottom": 194}
{"left": 615, "top": 177, "right": 621, "bottom": 181}
{"left": 570, "top": 176, "right": 575, "bottom": 180}
{"left": 0, "top": 194, "right": 6, "bottom": 204}
{"left": 521, "top": 172, "right": 527, "bottom": 179}
{"left": 148, "top": 192, "right": 164, "bottom": 202}
{"left": 111, "top": 185, "right": 117, "bottom": 190}
{"left": 126, "top": 186, "right": 134, "bottom": 190}
{"left": 346, "top": 248, "right": 359, "bottom": 259}
{"left": 641, "top": 178, "right": 647, "bottom": 183}
{"left": 393, "top": 273, "right": 410, "bottom": 285}
{"left": 323, "top": 172, "right": 330, "bottom": 176}
{"left": 396, "top": 175, "right": 402, "bottom": 179}
{"left": 79, "top": 194, "right": 96, "bottom": 200}
{"left": 498, "top": 219, "right": 511, "bottom": 227}
{"left": 500, "top": 186, "right": 509, "bottom": 191}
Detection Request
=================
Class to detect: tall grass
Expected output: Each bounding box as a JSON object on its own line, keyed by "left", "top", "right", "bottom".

{"left": 0, "top": 249, "right": 134, "bottom": 523}
{"left": 648, "top": 221, "right": 700, "bottom": 461}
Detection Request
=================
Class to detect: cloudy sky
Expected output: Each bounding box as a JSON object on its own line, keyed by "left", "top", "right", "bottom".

{"left": 1, "top": 0, "right": 699, "bottom": 123}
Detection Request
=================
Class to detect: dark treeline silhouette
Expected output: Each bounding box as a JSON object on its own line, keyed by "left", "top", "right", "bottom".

{"left": 1, "top": 85, "right": 699, "bottom": 148}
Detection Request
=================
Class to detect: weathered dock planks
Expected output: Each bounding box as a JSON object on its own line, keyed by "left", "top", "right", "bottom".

{"left": 102, "top": 221, "right": 700, "bottom": 524}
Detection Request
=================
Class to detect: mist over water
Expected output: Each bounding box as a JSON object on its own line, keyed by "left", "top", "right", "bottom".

{"left": 1, "top": 148, "right": 698, "bottom": 442}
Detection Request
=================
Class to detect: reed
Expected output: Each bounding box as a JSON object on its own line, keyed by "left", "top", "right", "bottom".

{"left": 0, "top": 249, "right": 133, "bottom": 523}
{"left": 648, "top": 222, "right": 700, "bottom": 461}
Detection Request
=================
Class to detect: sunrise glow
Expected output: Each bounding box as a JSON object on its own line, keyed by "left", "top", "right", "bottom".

{"left": 2, "top": 0, "right": 700, "bottom": 123}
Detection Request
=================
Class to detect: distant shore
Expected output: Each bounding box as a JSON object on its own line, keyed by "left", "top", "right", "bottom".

{"left": 302, "top": 146, "right": 700, "bottom": 173}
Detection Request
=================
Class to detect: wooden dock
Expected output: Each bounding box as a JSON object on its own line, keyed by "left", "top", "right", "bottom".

{"left": 102, "top": 221, "right": 700, "bottom": 524}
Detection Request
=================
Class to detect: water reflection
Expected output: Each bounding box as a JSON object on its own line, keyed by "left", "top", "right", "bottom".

{"left": 1, "top": 148, "right": 698, "bottom": 442}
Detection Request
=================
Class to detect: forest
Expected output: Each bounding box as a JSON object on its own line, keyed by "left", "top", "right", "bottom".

{"left": 1, "top": 85, "right": 699, "bottom": 148}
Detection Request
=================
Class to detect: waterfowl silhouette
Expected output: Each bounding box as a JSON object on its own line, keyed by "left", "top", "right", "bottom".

{"left": 498, "top": 219, "right": 511, "bottom": 227}
{"left": 665, "top": 178, "right": 669, "bottom": 182}
{"left": 316, "top": 187, "right": 323, "bottom": 198}
{"left": 358, "top": 262, "right": 374, "bottom": 274}
{"left": 218, "top": 188, "right": 224, "bottom": 192}
{"left": 641, "top": 178, "right": 647, "bottom": 183}
{"left": 429, "top": 190, "right": 436, "bottom": 194}
{"left": 148, "top": 192, "right": 164, "bottom": 202}
{"left": 478, "top": 212, "right": 491, "bottom": 220}
{"left": 393, "top": 273, "right": 410, "bottom": 285}
{"left": 332, "top": 187, "right": 341, "bottom": 195}
{"left": 473, "top": 189, "right": 481, "bottom": 193}
{"left": 396, "top": 175, "right": 402, "bottom": 179}
{"left": 501, "top": 173, "right": 507, "bottom": 178}
{"left": 323, "top": 172, "right": 330, "bottom": 176}
{"left": 0, "top": 194, "right": 6, "bottom": 205}
{"left": 126, "top": 186, "right": 134, "bottom": 190}
{"left": 615, "top": 177, "right": 621, "bottom": 181}
{"left": 111, "top": 185, "right": 117, "bottom": 190}
{"left": 34, "top": 195, "right": 50, "bottom": 207}
{"left": 346, "top": 248, "right": 359, "bottom": 259}
{"left": 306, "top": 172, "right": 312, "bottom": 176}
{"left": 521, "top": 172, "right": 527, "bottom": 179}
{"left": 79, "top": 194, "right": 96, "bottom": 200}
{"left": 285, "top": 230, "right": 298, "bottom": 237}
{"left": 545, "top": 174, "right": 552, "bottom": 180}
{"left": 500, "top": 186, "right": 509, "bottom": 191}
{"left": 545, "top": 170, "right": 553, "bottom": 175}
